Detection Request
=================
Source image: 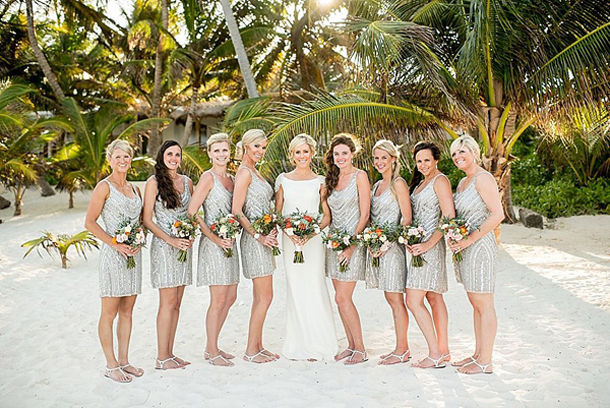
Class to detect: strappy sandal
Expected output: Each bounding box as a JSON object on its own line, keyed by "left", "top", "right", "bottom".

{"left": 204, "top": 350, "right": 235, "bottom": 360}
{"left": 119, "top": 363, "right": 144, "bottom": 377}
{"left": 209, "top": 354, "right": 235, "bottom": 367}
{"left": 451, "top": 356, "right": 476, "bottom": 367}
{"left": 155, "top": 357, "right": 184, "bottom": 370}
{"left": 459, "top": 359, "right": 493, "bottom": 374}
{"left": 243, "top": 350, "right": 274, "bottom": 363}
{"left": 345, "top": 349, "right": 368, "bottom": 365}
{"left": 379, "top": 350, "right": 411, "bottom": 365}
{"left": 172, "top": 355, "right": 191, "bottom": 366}
{"left": 104, "top": 366, "right": 132, "bottom": 383}
{"left": 335, "top": 348, "right": 355, "bottom": 361}
{"left": 412, "top": 355, "right": 447, "bottom": 369}
{"left": 260, "top": 349, "right": 279, "bottom": 360}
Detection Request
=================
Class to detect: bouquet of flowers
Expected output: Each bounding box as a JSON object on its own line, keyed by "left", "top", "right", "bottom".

{"left": 113, "top": 218, "right": 146, "bottom": 269}
{"left": 251, "top": 211, "right": 282, "bottom": 256}
{"left": 282, "top": 210, "right": 321, "bottom": 263}
{"left": 322, "top": 230, "right": 356, "bottom": 272}
{"left": 210, "top": 213, "right": 242, "bottom": 257}
{"left": 438, "top": 216, "right": 473, "bottom": 262}
{"left": 398, "top": 222, "right": 427, "bottom": 267}
{"left": 171, "top": 214, "right": 201, "bottom": 262}
{"left": 356, "top": 223, "right": 395, "bottom": 268}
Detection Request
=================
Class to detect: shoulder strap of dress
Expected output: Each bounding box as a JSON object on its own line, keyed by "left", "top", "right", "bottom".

{"left": 274, "top": 173, "right": 284, "bottom": 192}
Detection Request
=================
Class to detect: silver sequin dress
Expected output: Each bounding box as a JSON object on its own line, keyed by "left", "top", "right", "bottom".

{"left": 326, "top": 171, "right": 366, "bottom": 281}
{"left": 453, "top": 172, "right": 498, "bottom": 293}
{"left": 150, "top": 175, "right": 193, "bottom": 289}
{"left": 98, "top": 179, "right": 143, "bottom": 297}
{"left": 406, "top": 174, "right": 448, "bottom": 293}
{"left": 197, "top": 171, "right": 240, "bottom": 286}
{"left": 366, "top": 180, "right": 407, "bottom": 293}
{"left": 239, "top": 167, "right": 275, "bottom": 279}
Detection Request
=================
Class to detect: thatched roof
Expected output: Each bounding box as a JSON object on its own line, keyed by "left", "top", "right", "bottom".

{"left": 169, "top": 99, "right": 235, "bottom": 121}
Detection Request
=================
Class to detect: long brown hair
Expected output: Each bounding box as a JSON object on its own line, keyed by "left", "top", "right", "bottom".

{"left": 155, "top": 140, "right": 182, "bottom": 209}
{"left": 409, "top": 141, "right": 441, "bottom": 194}
{"left": 324, "top": 133, "right": 361, "bottom": 199}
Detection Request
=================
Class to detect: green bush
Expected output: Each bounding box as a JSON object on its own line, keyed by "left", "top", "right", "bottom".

{"left": 513, "top": 177, "right": 610, "bottom": 218}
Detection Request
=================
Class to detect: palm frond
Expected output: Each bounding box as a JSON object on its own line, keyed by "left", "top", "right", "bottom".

{"left": 181, "top": 145, "right": 211, "bottom": 182}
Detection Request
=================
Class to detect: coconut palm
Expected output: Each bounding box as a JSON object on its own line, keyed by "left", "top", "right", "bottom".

{"left": 21, "top": 230, "right": 99, "bottom": 269}
{"left": 258, "top": 0, "right": 610, "bottom": 221}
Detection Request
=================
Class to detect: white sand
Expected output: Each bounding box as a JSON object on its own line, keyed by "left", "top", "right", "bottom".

{"left": 1, "top": 189, "right": 609, "bottom": 407}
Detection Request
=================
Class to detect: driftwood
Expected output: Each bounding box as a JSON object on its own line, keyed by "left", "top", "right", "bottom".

{"left": 519, "top": 208, "right": 544, "bottom": 229}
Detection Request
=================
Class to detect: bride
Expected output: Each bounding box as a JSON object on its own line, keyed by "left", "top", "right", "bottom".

{"left": 275, "top": 134, "right": 338, "bottom": 360}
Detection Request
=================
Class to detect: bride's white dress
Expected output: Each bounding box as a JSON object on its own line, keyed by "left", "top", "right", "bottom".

{"left": 275, "top": 174, "right": 338, "bottom": 360}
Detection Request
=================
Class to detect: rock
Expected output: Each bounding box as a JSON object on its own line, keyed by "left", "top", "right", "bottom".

{"left": 0, "top": 195, "right": 10, "bottom": 210}
{"left": 38, "top": 178, "right": 56, "bottom": 197}
{"left": 519, "top": 208, "right": 544, "bottom": 229}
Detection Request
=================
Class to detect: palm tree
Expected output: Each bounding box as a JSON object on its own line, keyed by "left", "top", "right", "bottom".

{"left": 0, "top": 85, "right": 72, "bottom": 215}
{"left": 257, "top": 0, "right": 610, "bottom": 222}
{"left": 22, "top": 230, "right": 99, "bottom": 269}
{"left": 218, "top": 0, "right": 259, "bottom": 98}
{"left": 58, "top": 98, "right": 170, "bottom": 188}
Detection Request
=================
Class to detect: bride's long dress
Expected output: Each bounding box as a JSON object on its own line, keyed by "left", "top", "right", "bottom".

{"left": 276, "top": 174, "right": 338, "bottom": 360}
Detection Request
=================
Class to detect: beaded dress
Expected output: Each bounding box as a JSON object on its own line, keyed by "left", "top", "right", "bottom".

{"left": 406, "top": 174, "right": 448, "bottom": 293}
{"left": 98, "top": 179, "right": 142, "bottom": 297}
{"left": 366, "top": 180, "right": 406, "bottom": 292}
{"left": 150, "top": 175, "right": 193, "bottom": 289}
{"left": 453, "top": 172, "right": 497, "bottom": 293}
{"left": 326, "top": 171, "right": 366, "bottom": 281}
{"left": 197, "top": 171, "right": 240, "bottom": 286}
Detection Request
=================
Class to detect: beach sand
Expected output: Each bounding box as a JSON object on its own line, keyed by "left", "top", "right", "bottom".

{"left": 1, "top": 189, "right": 609, "bottom": 407}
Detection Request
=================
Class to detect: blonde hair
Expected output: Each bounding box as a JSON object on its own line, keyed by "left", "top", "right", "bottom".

{"left": 372, "top": 139, "right": 402, "bottom": 197}
{"left": 450, "top": 135, "right": 481, "bottom": 164}
{"left": 288, "top": 133, "right": 317, "bottom": 165}
{"left": 235, "top": 129, "right": 266, "bottom": 161}
{"left": 106, "top": 139, "right": 134, "bottom": 161}
{"left": 206, "top": 132, "right": 231, "bottom": 151}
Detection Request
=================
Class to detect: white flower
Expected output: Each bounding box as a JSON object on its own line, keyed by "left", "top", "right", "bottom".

{"left": 380, "top": 235, "right": 387, "bottom": 242}
{"left": 314, "top": 225, "right": 320, "bottom": 233}
{"left": 398, "top": 236, "right": 405, "bottom": 244}
{"left": 124, "top": 226, "right": 132, "bottom": 234}
{"left": 286, "top": 228, "right": 294, "bottom": 235}
{"left": 219, "top": 226, "right": 228, "bottom": 234}
{"left": 342, "top": 237, "right": 351, "bottom": 246}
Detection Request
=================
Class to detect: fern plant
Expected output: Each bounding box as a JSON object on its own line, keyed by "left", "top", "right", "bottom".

{"left": 22, "top": 231, "right": 99, "bottom": 269}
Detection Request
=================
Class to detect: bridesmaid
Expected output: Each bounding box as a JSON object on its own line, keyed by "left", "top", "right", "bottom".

{"left": 367, "top": 140, "right": 412, "bottom": 365}
{"left": 232, "top": 129, "right": 279, "bottom": 363}
{"left": 405, "top": 141, "right": 454, "bottom": 369}
{"left": 84, "top": 140, "right": 144, "bottom": 383}
{"left": 275, "top": 134, "right": 338, "bottom": 361}
{"left": 324, "top": 133, "right": 370, "bottom": 365}
{"left": 143, "top": 140, "right": 194, "bottom": 370}
{"left": 187, "top": 133, "right": 239, "bottom": 367}
{"left": 448, "top": 135, "right": 504, "bottom": 374}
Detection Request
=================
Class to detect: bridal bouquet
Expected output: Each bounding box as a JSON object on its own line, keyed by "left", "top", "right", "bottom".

{"left": 281, "top": 210, "right": 321, "bottom": 263}
{"left": 357, "top": 223, "right": 395, "bottom": 268}
{"left": 171, "top": 214, "right": 201, "bottom": 262}
{"left": 398, "top": 222, "right": 427, "bottom": 267}
{"left": 113, "top": 218, "right": 146, "bottom": 269}
{"left": 210, "top": 213, "right": 242, "bottom": 258}
{"left": 322, "top": 230, "right": 356, "bottom": 273}
{"left": 439, "top": 216, "right": 473, "bottom": 262}
{"left": 251, "top": 211, "right": 282, "bottom": 256}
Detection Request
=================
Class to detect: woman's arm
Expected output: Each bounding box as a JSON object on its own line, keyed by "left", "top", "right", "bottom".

{"left": 354, "top": 170, "right": 371, "bottom": 235}
{"left": 394, "top": 178, "right": 412, "bottom": 226}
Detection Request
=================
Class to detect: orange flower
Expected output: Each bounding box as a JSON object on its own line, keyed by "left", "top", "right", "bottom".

{"left": 173, "top": 221, "right": 181, "bottom": 227}
{"left": 304, "top": 215, "right": 312, "bottom": 222}
{"left": 331, "top": 241, "right": 340, "bottom": 249}
{"left": 263, "top": 214, "right": 272, "bottom": 223}
{"left": 112, "top": 237, "right": 117, "bottom": 244}
{"left": 298, "top": 224, "right": 306, "bottom": 230}
{"left": 460, "top": 226, "right": 467, "bottom": 234}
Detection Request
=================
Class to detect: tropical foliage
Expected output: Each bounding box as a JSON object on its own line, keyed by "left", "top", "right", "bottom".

{"left": 21, "top": 230, "right": 99, "bottom": 269}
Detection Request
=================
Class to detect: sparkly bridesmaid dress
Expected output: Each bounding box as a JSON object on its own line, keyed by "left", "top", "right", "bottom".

{"left": 239, "top": 167, "right": 275, "bottom": 279}
{"left": 197, "top": 171, "right": 240, "bottom": 286}
{"left": 453, "top": 172, "right": 498, "bottom": 293}
{"left": 406, "top": 174, "right": 448, "bottom": 293}
{"left": 366, "top": 180, "right": 406, "bottom": 292}
{"left": 326, "top": 171, "right": 366, "bottom": 281}
{"left": 98, "top": 179, "right": 142, "bottom": 297}
{"left": 150, "top": 175, "right": 193, "bottom": 289}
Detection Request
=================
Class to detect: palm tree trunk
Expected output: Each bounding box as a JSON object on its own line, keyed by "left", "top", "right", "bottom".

{"left": 13, "top": 185, "right": 23, "bottom": 216}
{"left": 218, "top": 0, "right": 259, "bottom": 98}
{"left": 69, "top": 188, "right": 74, "bottom": 209}
{"left": 182, "top": 86, "right": 198, "bottom": 147}
{"left": 148, "top": 0, "right": 169, "bottom": 156}
{"left": 25, "top": 0, "right": 65, "bottom": 101}
{"left": 61, "top": 254, "right": 68, "bottom": 269}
